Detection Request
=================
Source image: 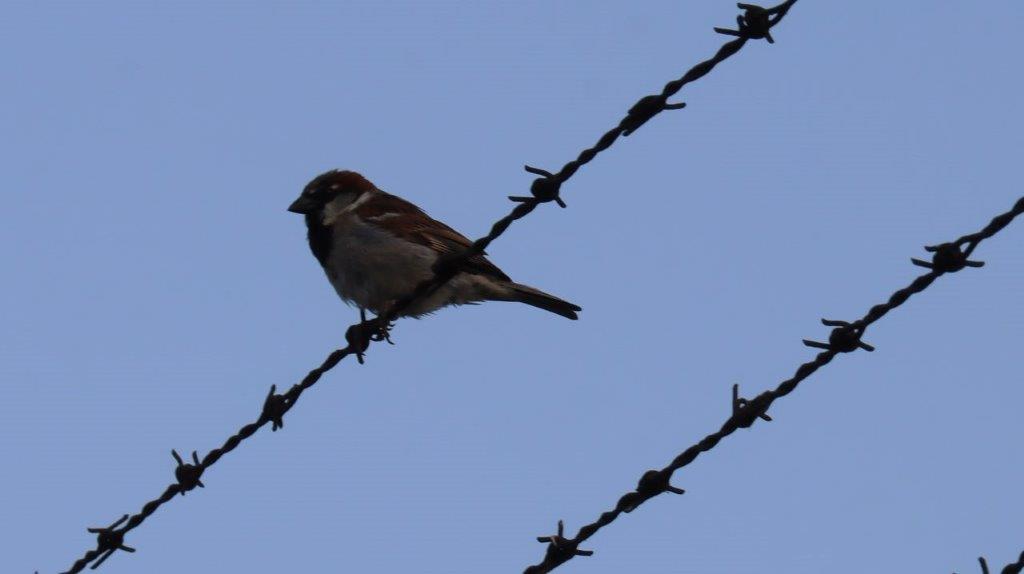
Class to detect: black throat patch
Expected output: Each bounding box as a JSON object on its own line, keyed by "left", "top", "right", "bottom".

{"left": 305, "top": 213, "right": 333, "bottom": 266}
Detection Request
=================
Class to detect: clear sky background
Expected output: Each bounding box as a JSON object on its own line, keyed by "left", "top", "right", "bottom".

{"left": 3, "top": 2, "right": 1022, "bottom": 573}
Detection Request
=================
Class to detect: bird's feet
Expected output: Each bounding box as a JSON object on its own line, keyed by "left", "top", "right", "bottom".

{"left": 361, "top": 307, "right": 395, "bottom": 345}
{"left": 371, "top": 318, "right": 395, "bottom": 345}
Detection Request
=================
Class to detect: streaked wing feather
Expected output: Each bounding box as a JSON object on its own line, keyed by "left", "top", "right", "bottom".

{"left": 355, "top": 191, "right": 511, "bottom": 281}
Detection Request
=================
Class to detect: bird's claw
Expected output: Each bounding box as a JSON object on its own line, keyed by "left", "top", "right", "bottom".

{"left": 371, "top": 320, "right": 395, "bottom": 344}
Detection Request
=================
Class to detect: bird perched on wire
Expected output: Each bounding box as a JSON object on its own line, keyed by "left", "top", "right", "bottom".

{"left": 288, "top": 170, "right": 581, "bottom": 322}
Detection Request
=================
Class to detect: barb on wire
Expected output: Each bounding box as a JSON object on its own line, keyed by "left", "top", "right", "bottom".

{"left": 732, "top": 383, "right": 772, "bottom": 427}
{"left": 961, "top": 551, "right": 1024, "bottom": 574}
{"left": 520, "top": 196, "right": 1024, "bottom": 572}
{"left": 911, "top": 241, "right": 985, "bottom": 273}
{"left": 261, "top": 384, "right": 289, "bottom": 431}
{"left": 714, "top": 2, "right": 791, "bottom": 43}
{"left": 802, "top": 318, "right": 875, "bottom": 353}
{"left": 52, "top": 1, "right": 804, "bottom": 571}
{"left": 536, "top": 520, "right": 594, "bottom": 562}
{"left": 84, "top": 515, "right": 133, "bottom": 570}
{"left": 170, "top": 450, "right": 204, "bottom": 494}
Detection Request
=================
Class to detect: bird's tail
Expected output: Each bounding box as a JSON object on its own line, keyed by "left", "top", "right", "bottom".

{"left": 505, "top": 282, "right": 582, "bottom": 320}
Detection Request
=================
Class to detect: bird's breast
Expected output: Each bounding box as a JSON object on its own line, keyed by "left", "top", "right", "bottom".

{"left": 320, "top": 217, "right": 437, "bottom": 310}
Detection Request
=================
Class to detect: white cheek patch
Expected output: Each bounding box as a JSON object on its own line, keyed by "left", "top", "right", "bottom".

{"left": 322, "top": 191, "right": 374, "bottom": 225}
{"left": 321, "top": 198, "right": 346, "bottom": 226}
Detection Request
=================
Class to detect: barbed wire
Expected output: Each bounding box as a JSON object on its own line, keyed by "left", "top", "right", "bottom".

{"left": 47, "top": 2, "right": 1019, "bottom": 573}
{"left": 52, "top": 2, "right": 799, "bottom": 572}
{"left": 522, "top": 193, "right": 1024, "bottom": 572}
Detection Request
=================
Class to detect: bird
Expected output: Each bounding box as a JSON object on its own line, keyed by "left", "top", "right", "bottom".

{"left": 288, "top": 169, "right": 582, "bottom": 322}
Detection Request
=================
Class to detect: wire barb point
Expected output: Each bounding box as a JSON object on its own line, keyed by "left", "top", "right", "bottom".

{"left": 911, "top": 241, "right": 984, "bottom": 273}
{"left": 536, "top": 520, "right": 593, "bottom": 560}
{"left": 715, "top": 3, "right": 778, "bottom": 43}
{"left": 803, "top": 318, "right": 874, "bottom": 353}
{"left": 261, "top": 384, "right": 290, "bottom": 431}
{"left": 171, "top": 449, "right": 205, "bottom": 494}
{"left": 85, "top": 515, "right": 134, "bottom": 569}
{"left": 510, "top": 165, "right": 566, "bottom": 208}
{"left": 732, "top": 383, "right": 773, "bottom": 428}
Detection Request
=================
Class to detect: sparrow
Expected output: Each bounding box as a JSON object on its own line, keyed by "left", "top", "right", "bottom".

{"left": 288, "top": 170, "right": 582, "bottom": 321}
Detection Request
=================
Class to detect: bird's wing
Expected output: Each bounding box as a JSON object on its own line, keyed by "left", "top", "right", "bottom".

{"left": 355, "top": 191, "right": 512, "bottom": 281}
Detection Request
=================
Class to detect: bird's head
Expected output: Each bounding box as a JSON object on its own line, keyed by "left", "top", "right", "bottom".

{"left": 288, "top": 170, "right": 376, "bottom": 223}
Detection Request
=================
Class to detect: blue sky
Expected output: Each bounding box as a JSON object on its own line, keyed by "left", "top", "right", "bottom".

{"left": 3, "top": 2, "right": 1022, "bottom": 573}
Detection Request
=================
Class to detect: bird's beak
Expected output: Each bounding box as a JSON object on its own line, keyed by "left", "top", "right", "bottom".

{"left": 288, "top": 196, "right": 318, "bottom": 214}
